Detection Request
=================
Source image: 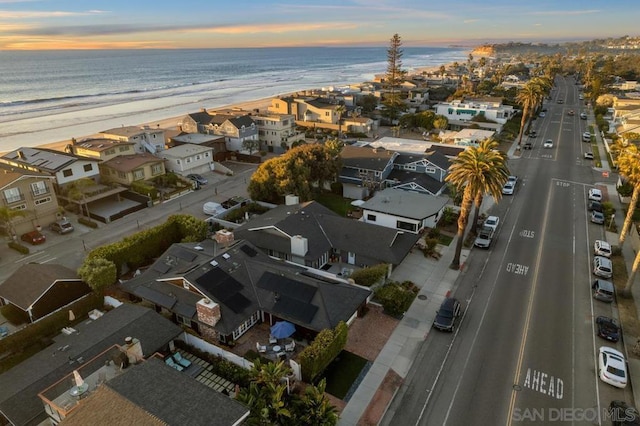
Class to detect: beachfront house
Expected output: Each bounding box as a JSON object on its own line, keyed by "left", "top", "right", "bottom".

{"left": 360, "top": 188, "right": 449, "bottom": 233}
{"left": 69, "top": 138, "right": 137, "bottom": 161}
{"left": 160, "top": 143, "right": 214, "bottom": 176}
{"left": 99, "top": 153, "right": 166, "bottom": 186}
{"left": 251, "top": 112, "right": 305, "bottom": 153}
{"left": 121, "top": 238, "right": 372, "bottom": 345}
{"left": 180, "top": 110, "right": 259, "bottom": 153}
{"left": 100, "top": 126, "right": 166, "bottom": 155}
{"left": 169, "top": 133, "right": 228, "bottom": 161}
{"left": 0, "top": 169, "right": 61, "bottom": 236}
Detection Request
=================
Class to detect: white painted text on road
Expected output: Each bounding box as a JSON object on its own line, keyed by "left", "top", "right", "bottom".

{"left": 506, "top": 263, "right": 529, "bottom": 275}
{"left": 522, "top": 368, "right": 564, "bottom": 399}
{"left": 555, "top": 181, "right": 570, "bottom": 187}
{"left": 519, "top": 230, "right": 535, "bottom": 238}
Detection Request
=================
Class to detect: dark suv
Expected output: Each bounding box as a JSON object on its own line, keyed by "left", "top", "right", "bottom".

{"left": 433, "top": 298, "right": 461, "bottom": 332}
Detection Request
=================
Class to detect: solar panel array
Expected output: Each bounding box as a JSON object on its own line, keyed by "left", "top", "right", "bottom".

{"left": 195, "top": 268, "right": 251, "bottom": 314}
{"left": 257, "top": 272, "right": 319, "bottom": 323}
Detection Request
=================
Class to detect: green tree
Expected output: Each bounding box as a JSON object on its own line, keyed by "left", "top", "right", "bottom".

{"left": 294, "top": 378, "right": 338, "bottom": 425}
{"left": 515, "top": 78, "right": 547, "bottom": 148}
{"left": 242, "top": 139, "right": 261, "bottom": 155}
{"left": 381, "top": 33, "right": 406, "bottom": 121}
{"left": 433, "top": 115, "right": 449, "bottom": 131}
{"left": 66, "top": 177, "right": 97, "bottom": 218}
{"left": 445, "top": 140, "right": 510, "bottom": 269}
{"left": 335, "top": 104, "right": 346, "bottom": 139}
{"left": 615, "top": 145, "right": 640, "bottom": 249}
{"left": 77, "top": 257, "right": 117, "bottom": 293}
{"left": 236, "top": 360, "right": 294, "bottom": 425}
{"left": 0, "top": 207, "right": 27, "bottom": 239}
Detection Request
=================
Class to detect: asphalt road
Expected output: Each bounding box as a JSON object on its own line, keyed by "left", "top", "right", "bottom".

{"left": 382, "top": 76, "right": 632, "bottom": 425}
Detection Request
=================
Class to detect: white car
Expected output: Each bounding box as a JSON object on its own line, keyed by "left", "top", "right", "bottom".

{"left": 539, "top": 112, "right": 546, "bottom": 118}
{"left": 543, "top": 139, "right": 553, "bottom": 148}
{"left": 502, "top": 181, "right": 516, "bottom": 195}
{"left": 584, "top": 152, "right": 594, "bottom": 160}
{"left": 203, "top": 202, "right": 227, "bottom": 216}
{"left": 507, "top": 175, "right": 518, "bottom": 184}
{"left": 598, "top": 346, "right": 628, "bottom": 388}
{"left": 484, "top": 216, "right": 500, "bottom": 232}
{"left": 594, "top": 240, "right": 612, "bottom": 258}
{"left": 588, "top": 188, "right": 603, "bottom": 201}
{"left": 583, "top": 131, "right": 591, "bottom": 142}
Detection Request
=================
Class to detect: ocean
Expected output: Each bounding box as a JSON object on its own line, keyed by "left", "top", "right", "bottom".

{"left": 0, "top": 47, "right": 468, "bottom": 151}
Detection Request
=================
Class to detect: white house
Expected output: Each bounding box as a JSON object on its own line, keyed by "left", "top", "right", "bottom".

{"left": 433, "top": 97, "right": 517, "bottom": 131}
{"left": 452, "top": 129, "right": 495, "bottom": 146}
{"left": 161, "top": 144, "right": 214, "bottom": 175}
{"left": 360, "top": 188, "right": 449, "bottom": 233}
{"left": 100, "top": 126, "right": 166, "bottom": 155}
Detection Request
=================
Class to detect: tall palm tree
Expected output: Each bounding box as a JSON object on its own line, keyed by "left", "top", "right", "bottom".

{"left": 624, "top": 248, "right": 640, "bottom": 296}
{"left": 615, "top": 146, "right": 640, "bottom": 248}
{"left": 445, "top": 140, "right": 510, "bottom": 269}
{"left": 0, "top": 207, "right": 27, "bottom": 239}
{"left": 335, "top": 104, "right": 346, "bottom": 139}
{"left": 515, "top": 79, "right": 547, "bottom": 148}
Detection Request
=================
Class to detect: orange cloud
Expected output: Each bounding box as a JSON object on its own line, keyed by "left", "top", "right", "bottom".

{"left": 192, "top": 21, "right": 359, "bottom": 35}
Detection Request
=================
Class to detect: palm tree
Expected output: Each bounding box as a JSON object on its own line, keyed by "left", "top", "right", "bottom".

{"left": 615, "top": 146, "right": 640, "bottom": 248}
{"left": 445, "top": 140, "right": 510, "bottom": 269}
{"left": 294, "top": 378, "right": 338, "bottom": 425}
{"left": 624, "top": 249, "right": 640, "bottom": 296}
{"left": 0, "top": 207, "right": 27, "bottom": 240}
{"left": 515, "top": 79, "right": 547, "bottom": 148}
{"left": 335, "top": 104, "right": 346, "bottom": 139}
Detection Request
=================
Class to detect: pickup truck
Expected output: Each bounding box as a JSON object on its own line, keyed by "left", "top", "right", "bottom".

{"left": 474, "top": 225, "right": 495, "bottom": 249}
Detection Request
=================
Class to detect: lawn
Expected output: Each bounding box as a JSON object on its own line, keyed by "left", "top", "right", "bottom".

{"left": 320, "top": 350, "right": 369, "bottom": 400}
{"left": 313, "top": 192, "right": 353, "bottom": 217}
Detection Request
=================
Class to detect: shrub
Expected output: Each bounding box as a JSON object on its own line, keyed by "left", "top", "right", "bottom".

{"left": 349, "top": 264, "right": 389, "bottom": 287}
{"left": 375, "top": 280, "right": 419, "bottom": 317}
{"left": 131, "top": 181, "right": 159, "bottom": 200}
{"left": 299, "top": 322, "right": 348, "bottom": 383}
{"left": 7, "top": 241, "right": 29, "bottom": 254}
{"left": 617, "top": 182, "right": 633, "bottom": 197}
{"left": 78, "top": 217, "right": 99, "bottom": 228}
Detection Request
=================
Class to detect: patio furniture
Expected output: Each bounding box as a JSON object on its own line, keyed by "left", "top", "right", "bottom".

{"left": 256, "top": 342, "right": 267, "bottom": 353}
{"left": 285, "top": 340, "right": 295, "bottom": 352}
{"left": 277, "top": 352, "right": 287, "bottom": 361}
{"left": 165, "top": 357, "right": 184, "bottom": 372}
{"left": 272, "top": 345, "right": 282, "bottom": 353}
{"left": 269, "top": 335, "right": 277, "bottom": 344}
{"left": 172, "top": 352, "right": 192, "bottom": 368}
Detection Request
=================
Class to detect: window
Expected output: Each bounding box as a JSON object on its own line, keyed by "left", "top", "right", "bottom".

{"left": 367, "top": 214, "right": 377, "bottom": 222}
{"left": 177, "top": 315, "right": 192, "bottom": 327}
{"left": 425, "top": 167, "right": 436, "bottom": 174}
{"left": 176, "top": 159, "right": 181, "bottom": 164}
{"left": 34, "top": 196, "right": 51, "bottom": 206}
{"left": 119, "top": 146, "right": 128, "bottom": 152}
{"left": 151, "top": 164, "right": 163, "bottom": 175}
{"left": 186, "top": 157, "right": 192, "bottom": 163}
{"left": 4, "top": 188, "right": 22, "bottom": 203}
{"left": 133, "top": 169, "right": 145, "bottom": 180}
{"left": 30, "top": 181, "right": 48, "bottom": 196}
{"left": 105, "top": 148, "right": 116, "bottom": 155}
{"left": 83, "top": 164, "right": 93, "bottom": 172}
{"left": 13, "top": 204, "right": 26, "bottom": 210}
{"left": 397, "top": 220, "right": 417, "bottom": 232}
{"left": 204, "top": 152, "right": 210, "bottom": 157}
{"left": 196, "top": 155, "right": 201, "bottom": 160}
{"left": 118, "top": 171, "right": 126, "bottom": 179}
{"left": 62, "top": 169, "right": 73, "bottom": 177}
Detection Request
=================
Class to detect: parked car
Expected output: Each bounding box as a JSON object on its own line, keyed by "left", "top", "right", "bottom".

{"left": 21, "top": 230, "right": 46, "bottom": 245}
{"left": 432, "top": 298, "right": 461, "bottom": 332}
{"left": 523, "top": 142, "right": 533, "bottom": 150}
{"left": 588, "top": 188, "right": 603, "bottom": 201}
{"left": 539, "top": 112, "right": 546, "bottom": 118}
{"left": 596, "top": 316, "right": 620, "bottom": 342}
{"left": 483, "top": 216, "right": 500, "bottom": 233}
{"left": 568, "top": 110, "right": 575, "bottom": 116}
{"left": 593, "top": 278, "right": 615, "bottom": 303}
{"left": 583, "top": 131, "right": 591, "bottom": 142}
{"left": 598, "top": 346, "right": 628, "bottom": 388}
{"left": 580, "top": 112, "right": 587, "bottom": 120}
{"left": 593, "top": 256, "right": 613, "bottom": 279}
{"left": 557, "top": 99, "right": 564, "bottom": 104}
{"left": 594, "top": 240, "right": 612, "bottom": 257}
{"left": 529, "top": 130, "right": 537, "bottom": 138}
{"left": 543, "top": 139, "right": 553, "bottom": 148}
{"left": 609, "top": 400, "right": 640, "bottom": 425}
{"left": 50, "top": 218, "right": 74, "bottom": 234}
{"left": 588, "top": 200, "right": 603, "bottom": 212}
{"left": 502, "top": 181, "right": 516, "bottom": 195}
{"left": 584, "top": 152, "right": 594, "bottom": 160}
{"left": 187, "top": 174, "right": 208, "bottom": 185}
{"left": 591, "top": 210, "right": 605, "bottom": 224}
{"left": 203, "top": 202, "right": 227, "bottom": 216}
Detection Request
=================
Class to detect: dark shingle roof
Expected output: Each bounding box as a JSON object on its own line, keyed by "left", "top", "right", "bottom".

{"left": 386, "top": 169, "right": 447, "bottom": 195}
{"left": 341, "top": 145, "right": 397, "bottom": 172}
{"left": 0, "top": 264, "right": 81, "bottom": 310}
{"left": 0, "top": 304, "right": 182, "bottom": 426}
{"left": 187, "top": 111, "right": 214, "bottom": 125}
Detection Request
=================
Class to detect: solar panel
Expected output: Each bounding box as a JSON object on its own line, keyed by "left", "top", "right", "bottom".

{"left": 240, "top": 244, "right": 258, "bottom": 257}
{"left": 225, "top": 293, "right": 252, "bottom": 314}
{"left": 152, "top": 262, "right": 172, "bottom": 274}
{"left": 273, "top": 296, "right": 318, "bottom": 323}
{"left": 174, "top": 248, "right": 197, "bottom": 262}
{"left": 134, "top": 286, "right": 176, "bottom": 309}
{"left": 257, "top": 272, "right": 316, "bottom": 303}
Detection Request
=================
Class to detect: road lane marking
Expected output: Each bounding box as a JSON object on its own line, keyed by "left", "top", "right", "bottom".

{"left": 506, "top": 262, "right": 529, "bottom": 275}
{"left": 519, "top": 230, "right": 535, "bottom": 238}
{"left": 522, "top": 368, "right": 564, "bottom": 399}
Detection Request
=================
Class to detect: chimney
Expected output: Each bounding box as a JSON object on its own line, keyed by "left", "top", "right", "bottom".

{"left": 291, "top": 235, "right": 308, "bottom": 257}
{"left": 214, "top": 229, "right": 234, "bottom": 247}
{"left": 196, "top": 298, "right": 221, "bottom": 342}
{"left": 285, "top": 194, "right": 299, "bottom": 205}
{"left": 123, "top": 336, "right": 143, "bottom": 364}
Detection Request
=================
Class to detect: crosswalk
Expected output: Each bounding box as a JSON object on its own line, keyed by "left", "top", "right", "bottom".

{"left": 14, "top": 251, "right": 57, "bottom": 264}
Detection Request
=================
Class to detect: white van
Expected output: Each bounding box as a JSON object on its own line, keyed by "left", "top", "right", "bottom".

{"left": 593, "top": 256, "right": 613, "bottom": 279}
{"left": 588, "top": 188, "right": 602, "bottom": 201}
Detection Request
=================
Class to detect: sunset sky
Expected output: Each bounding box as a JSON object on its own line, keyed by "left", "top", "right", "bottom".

{"left": 0, "top": 0, "right": 638, "bottom": 50}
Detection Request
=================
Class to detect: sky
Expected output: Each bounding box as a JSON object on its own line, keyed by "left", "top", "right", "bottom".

{"left": 0, "top": 0, "right": 639, "bottom": 50}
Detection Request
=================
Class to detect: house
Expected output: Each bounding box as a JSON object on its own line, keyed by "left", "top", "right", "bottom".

{"left": 47, "top": 358, "right": 249, "bottom": 426}
{"left": 99, "top": 153, "right": 166, "bottom": 186}
{"left": 161, "top": 144, "right": 214, "bottom": 176}
{"left": 234, "top": 200, "right": 420, "bottom": 270}
{"left": 69, "top": 138, "right": 136, "bottom": 161}
{"left": 251, "top": 112, "right": 304, "bottom": 153}
{"left": 99, "top": 126, "right": 166, "bottom": 155}
{"left": 452, "top": 129, "right": 496, "bottom": 146}
{"left": 269, "top": 97, "right": 342, "bottom": 125}
{"left": 433, "top": 97, "right": 517, "bottom": 132}
{"left": 360, "top": 188, "right": 449, "bottom": 233}
{"left": 0, "top": 264, "right": 91, "bottom": 323}
{"left": 0, "top": 303, "right": 182, "bottom": 426}
{"left": 169, "top": 133, "right": 227, "bottom": 162}
{"left": 339, "top": 145, "right": 398, "bottom": 199}
{"left": 0, "top": 147, "right": 101, "bottom": 192}
{"left": 180, "top": 111, "right": 259, "bottom": 152}
{"left": 0, "top": 169, "right": 61, "bottom": 236}
{"left": 121, "top": 238, "right": 371, "bottom": 345}
{"left": 366, "top": 137, "right": 465, "bottom": 158}
{"left": 386, "top": 150, "right": 450, "bottom": 195}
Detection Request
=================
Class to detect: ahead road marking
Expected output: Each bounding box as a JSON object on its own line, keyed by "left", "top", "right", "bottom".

{"left": 506, "top": 263, "right": 529, "bottom": 275}
{"left": 522, "top": 368, "right": 564, "bottom": 399}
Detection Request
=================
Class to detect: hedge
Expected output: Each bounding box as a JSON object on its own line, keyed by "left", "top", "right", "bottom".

{"left": 131, "top": 180, "right": 159, "bottom": 200}
{"left": 374, "top": 280, "right": 419, "bottom": 317}
{"left": 349, "top": 264, "right": 389, "bottom": 287}
{"left": 299, "top": 321, "right": 348, "bottom": 383}
{"left": 78, "top": 217, "right": 99, "bottom": 228}
{"left": 7, "top": 241, "right": 29, "bottom": 254}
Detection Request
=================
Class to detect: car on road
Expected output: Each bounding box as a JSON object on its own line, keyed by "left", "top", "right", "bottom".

{"left": 557, "top": 99, "right": 564, "bottom": 104}
{"left": 523, "top": 141, "right": 533, "bottom": 150}
{"left": 539, "top": 112, "right": 546, "bottom": 118}
{"left": 502, "top": 181, "right": 516, "bottom": 195}
{"left": 593, "top": 256, "right": 613, "bottom": 279}
{"left": 21, "top": 230, "right": 46, "bottom": 245}
{"left": 187, "top": 174, "right": 208, "bottom": 185}
{"left": 432, "top": 298, "right": 461, "bottom": 332}
{"left": 593, "top": 278, "right": 615, "bottom": 302}
{"left": 598, "top": 346, "right": 628, "bottom": 388}
{"left": 543, "top": 139, "right": 553, "bottom": 148}
{"left": 528, "top": 130, "right": 537, "bottom": 138}
{"left": 588, "top": 188, "right": 603, "bottom": 201}
{"left": 583, "top": 131, "right": 591, "bottom": 142}
{"left": 568, "top": 110, "right": 575, "bottom": 116}
{"left": 596, "top": 316, "right": 620, "bottom": 342}
{"left": 609, "top": 400, "right": 640, "bottom": 425}
{"left": 584, "top": 152, "right": 594, "bottom": 160}
{"left": 595, "top": 240, "right": 612, "bottom": 257}
{"left": 580, "top": 112, "right": 587, "bottom": 120}
{"left": 50, "top": 218, "right": 74, "bottom": 234}
{"left": 483, "top": 216, "right": 499, "bottom": 232}
{"left": 591, "top": 210, "right": 605, "bottom": 224}
{"left": 588, "top": 200, "right": 603, "bottom": 212}
{"left": 202, "top": 201, "right": 227, "bottom": 216}
{"left": 474, "top": 226, "right": 494, "bottom": 249}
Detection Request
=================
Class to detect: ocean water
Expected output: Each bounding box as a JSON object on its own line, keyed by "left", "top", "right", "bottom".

{"left": 0, "top": 47, "right": 468, "bottom": 150}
